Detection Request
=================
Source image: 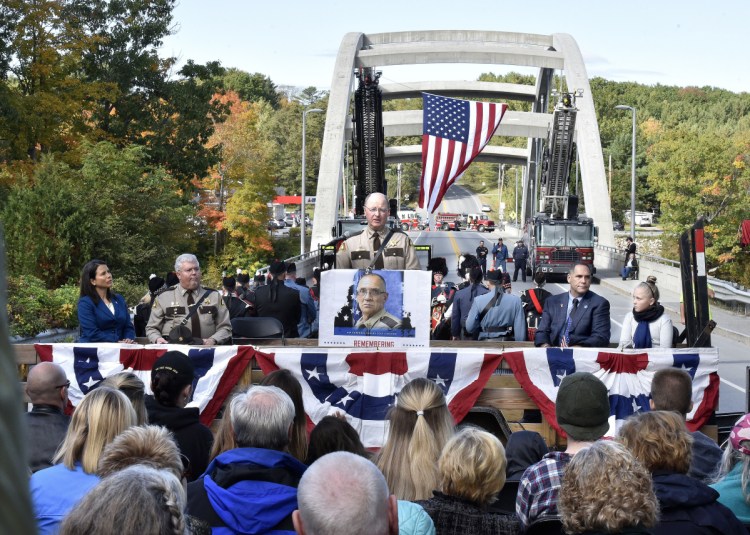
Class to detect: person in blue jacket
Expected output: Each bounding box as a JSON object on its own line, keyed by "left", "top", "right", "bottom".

{"left": 77, "top": 259, "right": 136, "bottom": 343}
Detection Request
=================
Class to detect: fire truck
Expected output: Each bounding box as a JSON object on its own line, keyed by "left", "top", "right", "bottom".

{"left": 529, "top": 91, "right": 596, "bottom": 276}
{"left": 435, "top": 213, "right": 462, "bottom": 231}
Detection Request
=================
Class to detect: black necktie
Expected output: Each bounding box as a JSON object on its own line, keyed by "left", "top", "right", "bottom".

{"left": 372, "top": 233, "right": 384, "bottom": 269}
{"left": 187, "top": 292, "right": 202, "bottom": 339}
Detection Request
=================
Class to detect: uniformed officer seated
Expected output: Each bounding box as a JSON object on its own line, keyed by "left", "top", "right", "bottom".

{"left": 354, "top": 273, "right": 402, "bottom": 331}
{"left": 146, "top": 253, "right": 232, "bottom": 345}
{"left": 336, "top": 192, "right": 421, "bottom": 270}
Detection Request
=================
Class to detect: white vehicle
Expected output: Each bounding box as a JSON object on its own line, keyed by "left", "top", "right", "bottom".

{"left": 624, "top": 211, "right": 654, "bottom": 226}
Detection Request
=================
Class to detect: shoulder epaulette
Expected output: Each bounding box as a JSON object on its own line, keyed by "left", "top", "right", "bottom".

{"left": 381, "top": 316, "right": 399, "bottom": 328}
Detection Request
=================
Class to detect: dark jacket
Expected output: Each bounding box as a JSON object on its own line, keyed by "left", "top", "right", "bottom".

{"left": 145, "top": 395, "right": 213, "bottom": 482}
{"left": 25, "top": 405, "right": 70, "bottom": 473}
{"left": 416, "top": 491, "right": 520, "bottom": 535}
{"left": 450, "top": 283, "right": 489, "bottom": 338}
{"left": 77, "top": 294, "right": 135, "bottom": 342}
{"left": 534, "top": 290, "right": 611, "bottom": 347}
{"left": 187, "top": 447, "right": 306, "bottom": 535}
{"left": 251, "top": 281, "right": 301, "bottom": 338}
{"left": 652, "top": 471, "right": 746, "bottom": 535}
{"left": 689, "top": 431, "right": 723, "bottom": 483}
{"left": 512, "top": 244, "right": 529, "bottom": 263}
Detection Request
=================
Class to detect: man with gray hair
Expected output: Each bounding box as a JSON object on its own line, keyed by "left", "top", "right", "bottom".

{"left": 187, "top": 385, "right": 307, "bottom": 534}
{"left": 147, "top": 253, "right": 232, "bottom": 345}
{"left": 293, "top": 451, "right": 399, "bottom": 535}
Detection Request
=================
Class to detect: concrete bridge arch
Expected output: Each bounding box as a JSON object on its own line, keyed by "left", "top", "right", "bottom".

{"left": 312, "top": 30, "right": 614, "bottom": 248}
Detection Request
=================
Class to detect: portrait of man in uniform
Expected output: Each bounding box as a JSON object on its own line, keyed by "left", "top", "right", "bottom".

{"left": 353, "top": 272, "right": 402, "bottom": 331}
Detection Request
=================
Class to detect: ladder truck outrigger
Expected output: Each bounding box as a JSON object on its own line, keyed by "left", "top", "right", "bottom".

{"left": 528, "top": 91, "right": 597, "bottom": 277}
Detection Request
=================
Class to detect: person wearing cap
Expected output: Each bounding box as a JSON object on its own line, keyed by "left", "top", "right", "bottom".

{"left": 491, "top": 238, "right": 509, "bottom": 273}
{"left": 354, "top": 273, "right": 402, "bottom": 330}
{"left": 336, "top": 193, "right": 421, "bottom": 270}
{"left": 251, "top": 260, "right": 301, "bottom": 338}
{"left": 146, "top": 253, "right": 232, "bottom": 345}
{"left": 235, "top": 271, "right": 251, "bottom": 297}
{"left": 650, "top": 368, "right": 721, "bottom": 483}
{"left": 465, "top": 271, "right": 526, "bottom": 341}
{"left": 512, "top": 240, "right": 529, "bottom": 282}
{"left": 284, "top": 262, "right": 317, "bottom": 338}
{"left": 516, "top": 372, "right": 610, "bottom": 530}
{"left": 450, "top": 262, "right": 488, "bottom": 340}
{"left": 534, "top": 262, "right": 611, "bottom": 348}
{"left": 710, "top": 413, "right": 750, "bottom": 522}
{"left": 145, "top": 351, "right": 213, "bottom": 482}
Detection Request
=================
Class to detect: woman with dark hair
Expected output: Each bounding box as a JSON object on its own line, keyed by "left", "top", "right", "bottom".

{"left": 145, "top": 351, "right": 213, "bottom": 482}
{"left": 306, "top": 415, "right": 368, "bottom": 465}
{"left": 260, "top": 369, "right": 308, "bottom": 462}
{"left": 77, "top": 259, "right": 136, "bottom": 343}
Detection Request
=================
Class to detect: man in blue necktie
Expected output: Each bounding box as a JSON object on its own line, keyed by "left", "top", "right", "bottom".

{"left": 534, "top": 263, "right": 611, "bottom": 348}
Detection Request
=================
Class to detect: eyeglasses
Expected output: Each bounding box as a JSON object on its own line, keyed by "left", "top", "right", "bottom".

{"left": 55, "top": 380, "right": 70, "bottom": 390}
{"left": 357, "top": 288, "right": 385, "bottom": 297}
{"left": 365, "top": 206, "right": 388, "bottom": 214}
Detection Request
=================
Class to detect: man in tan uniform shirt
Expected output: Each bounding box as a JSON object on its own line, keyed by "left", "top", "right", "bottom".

{"left": 146, "top": 253, "right": 232, "bottom": 345}
{"left": 336, "top": 193, "right": 421, "bottom": 270}
{"left": 353, "top": 273, "right": 402, "bottom": 330}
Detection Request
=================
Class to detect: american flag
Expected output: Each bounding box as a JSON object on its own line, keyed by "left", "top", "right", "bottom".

{"left": 418, "top": 93, "right": 508, "bottom": 213}
{"left": 34, "top": 343, "right": 254, "bottom": 426}
{"left": 503, "top": 347, "right": 720, "bottom": 437}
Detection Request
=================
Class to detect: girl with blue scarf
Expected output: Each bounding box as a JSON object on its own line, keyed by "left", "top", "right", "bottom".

{"left": 618, "top": 276, "right": 673, "bottom": 349}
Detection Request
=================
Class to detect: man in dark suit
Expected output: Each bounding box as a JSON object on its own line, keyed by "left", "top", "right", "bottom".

{"left": 534, "top": 263, "right": 611, "bottom": 348}
{"left": 251, "top": 261, "right": 301, "bottom": 338}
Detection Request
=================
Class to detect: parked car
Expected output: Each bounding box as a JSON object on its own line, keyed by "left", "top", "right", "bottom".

{"left": 481, "top": 204, "right": 492, "bottom": 213}
{"left": 613, "top": 220, "right": 624, "bottom": 231}
{"left": 284, "top": 215, "right": 298, "bottom": 227}
{"left": 267, "top": 219, "right": 282, "bottom": 230}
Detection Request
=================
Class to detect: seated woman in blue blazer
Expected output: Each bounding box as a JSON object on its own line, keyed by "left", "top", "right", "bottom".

{"left": 77, "top": 259, "right": 136, "bottom": 343}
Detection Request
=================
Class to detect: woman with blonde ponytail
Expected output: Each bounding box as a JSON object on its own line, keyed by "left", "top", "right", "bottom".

{"left": 618, "top": 275, "right": 674, "bottom": 349}
{"left": 376, "top": 378, "right": 455, "bottom": 500}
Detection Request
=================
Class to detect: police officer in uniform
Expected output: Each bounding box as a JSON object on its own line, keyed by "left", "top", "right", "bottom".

{"left": 465, "top": 271, "right": 527, "bottom": 341}
{"left": 354, "top": 273, "right": 402, "bottom": 330}
{"left": 336, "top": 193, "right": 420, "bottom": 270}
{"left": 146, "top": 253, "right": 232, "bottom": 345}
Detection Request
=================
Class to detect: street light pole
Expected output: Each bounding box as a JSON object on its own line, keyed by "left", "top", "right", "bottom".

{"left": 301, "top": 108, "right": 323, "bottom": 255}
{"left": 498, "top": 164, "right": 506, "bottom": 221}
{"left": 513, "top": 167, "right": 519, "bottom": 227}
{"left": 615, "top": 104, "right": 637, "bottom": 241}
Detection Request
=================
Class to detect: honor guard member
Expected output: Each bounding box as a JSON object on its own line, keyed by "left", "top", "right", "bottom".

{"left": 146, "top": 253, "right": 232, "bottom": 345}
{"left": 465, "top": 271, "right": 527, "bottom": 341}
{"left": 336, "top": 193, "right": 421, "bottom": 270}
{"left": 354, "top": 273, "right": 402, "bottom": 330}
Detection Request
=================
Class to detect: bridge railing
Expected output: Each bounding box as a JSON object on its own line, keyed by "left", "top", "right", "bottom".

{"left": 596, "top": 245, "right": 750, "bottom": 315}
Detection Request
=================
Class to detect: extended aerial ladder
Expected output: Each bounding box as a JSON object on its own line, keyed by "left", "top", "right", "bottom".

{"left": 539, "top": 92, "right": 578, "bottom": 218}
{"left": 352, "top": 67, "right": 386, "bottom": 216}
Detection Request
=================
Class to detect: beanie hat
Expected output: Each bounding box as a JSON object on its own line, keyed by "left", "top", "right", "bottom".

{"left": 556, "top": 372, "right": 610, "bottom": 440}
{"left": 730, "top": 413, "right": 750, "bottom": 456}
{"left": 152, "top": 351, "right": 194, "bottom": 387}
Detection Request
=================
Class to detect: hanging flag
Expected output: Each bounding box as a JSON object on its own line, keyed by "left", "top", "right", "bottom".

{"left": 502, "top": 347, "right": 719, "bottom": 437}
{"left": 418, "top": 93, "right": 508, "bottom": 213}
{"left": 34, "top": 343, "right": 254, "bottom": 426}
{"left": 255, "top": 348, "right": 502, "bottom": 448}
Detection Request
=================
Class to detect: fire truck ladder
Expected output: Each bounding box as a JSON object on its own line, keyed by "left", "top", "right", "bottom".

{"left": 542, "top": 104, "right": 577, "bottom": 218}
{"left": 353, "top": 68, "right": 385, "bottom": 215}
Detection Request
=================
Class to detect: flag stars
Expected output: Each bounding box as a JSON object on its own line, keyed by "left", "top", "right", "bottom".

{"left": 305, "top": 367, "right": 322, "bottom": 381}
{"left": 83, "top": 376, "right": 98, "bottom": 389}
{"left": 337, "top": 393, "right": 353, "bottom": 407}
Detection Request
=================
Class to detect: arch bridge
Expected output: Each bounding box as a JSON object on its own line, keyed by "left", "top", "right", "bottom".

{"left": 311, "top": 30, "right": 614, "bottom": 248}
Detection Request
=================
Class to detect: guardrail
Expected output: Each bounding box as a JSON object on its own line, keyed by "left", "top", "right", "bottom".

{"left": 596, "top": 245, "right": 750, "bottom": 315}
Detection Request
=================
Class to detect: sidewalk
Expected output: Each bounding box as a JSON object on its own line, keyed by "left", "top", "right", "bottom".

{"left": 598, "top": 268, "right": 750, "bottom": 346}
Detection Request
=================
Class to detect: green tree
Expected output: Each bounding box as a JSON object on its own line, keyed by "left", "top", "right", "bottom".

{"left": 221, "top": 68, "right": 279, "bottom": 108}
{"left": 2, "top": 141, "right": 194, "bottom": 286}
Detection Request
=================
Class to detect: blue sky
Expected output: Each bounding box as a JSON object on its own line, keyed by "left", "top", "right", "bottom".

{"left": 161, "top": 0, "right": 747, "bottom": 93}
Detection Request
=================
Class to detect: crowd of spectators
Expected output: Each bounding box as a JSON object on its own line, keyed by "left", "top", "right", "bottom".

{"left": 23, "top": 359, "right": 749, "bottom": 535}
